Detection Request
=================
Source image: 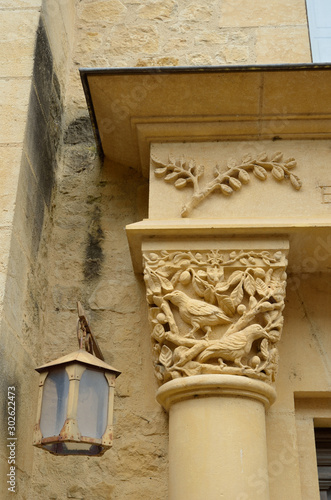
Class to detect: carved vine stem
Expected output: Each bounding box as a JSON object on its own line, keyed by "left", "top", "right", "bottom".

{"left": 144, "top": 249, "right": 287, "bottom": 384}
{"left": 152, "top": 152, "right": 302, "bottom": 217}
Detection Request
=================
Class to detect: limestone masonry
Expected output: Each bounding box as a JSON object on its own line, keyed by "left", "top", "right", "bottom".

{"left": 0, "top": 1, "right": 330, "bottom": 499}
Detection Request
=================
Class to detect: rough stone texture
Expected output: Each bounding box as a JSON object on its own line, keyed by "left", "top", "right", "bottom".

{"left": 0, "top": 0, "right": 324, "bottom": 499}
{"left": 41, "top": 0, "right": 75, "bottom": 90}
{"left": 108, "top": 25, "right": 160, "bottom": 55}
{"left": 220, "top": 0, "right": 308, "bottom": 27}
{"left": 0, "top": 79, "right": 31, "bottom": 143}
{"left": 66, "top": 0, "right": 311, "bottom": 114}
{"left": 30, "top": 134, "right": 167, "bottom": 499}
{"left": 256, "top": 26, "right": 311, "bottom": 63}
{"left": 0, "top": 5, "right": 63, "bottom": 499}
{"left": 138, "top": 0, "right": 177, "bottom": 21}
{"left": 80, "top": 0, "right": 127, "bottom": 24}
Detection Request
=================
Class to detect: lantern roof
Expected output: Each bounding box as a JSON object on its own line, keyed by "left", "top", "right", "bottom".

{"left": 35, "top": 349, "right": 121, "bottom": 377}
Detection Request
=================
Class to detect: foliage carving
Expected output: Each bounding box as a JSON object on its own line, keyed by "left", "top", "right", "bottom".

{"left": 144, "top": 249, "right": 287, "bottom": 384}
{"left": 152, "top": 152, "right": 302, "bottom": 217}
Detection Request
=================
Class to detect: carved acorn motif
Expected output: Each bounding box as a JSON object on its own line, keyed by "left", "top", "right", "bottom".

{"left": 144, "top": 249, "right": 287, "bottom": 384}
{"left": 179, "top": 271, "right": 191, "bottom": 285}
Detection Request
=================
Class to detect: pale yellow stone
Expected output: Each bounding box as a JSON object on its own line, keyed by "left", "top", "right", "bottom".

{"left": 0, "top": 10, "right": 40, "bottom": 41}
{"left": 256, "top": 27, "right": 311, "bottom": 64}
{"left": 80, "top": 0, "right": 127, "bottom": 23}
{"left": 0, "top": 147, "right": 22, "bottom": 199}
{"left": 3, "top": 245, "right": 28, "bottom": 335}
{"left": 179, "top": 3, "right": 213, "bottom": 22}
{"left": 194, "top": 31, "right": 228, "bottom": 46}
{"left": 77, "top": 32, "right": 103, "bottom": 54}
{"left": 135, "top": 56, "right": 179, "bottom": 67}
{"left": 0, "top": 79, "right": 31, "bottom": 143}
{"left": 58, "top": 0, "right": 76, "bottom": 43}
{"left": 219, "top": 44, "right": 250, "bottom": 63}
{"left": 0, "top": 270, "right": 7, "bottom": 309}
{"left": 149, "top": 141, "right": 330, "bottom": 222}
{"left": 0, "top": 147, "right": 22, "bottom": 225}
{"left": 186, "top": 53, "right": 213, "bottom": 66}
{"left": 266, "top": 412, "right": 303, "bottom": 499}
{"left": 220, "top": 0, "right": 308, "bottom": 27}
{"left": 227, "top": 29, "right": 254, "bottom": 44}
{"left": 42, "top": 3, "right": 71, "bottom": 89}
{"left": 158, "top": 375, "right": 274, "bottom": 499}
{"left": 88, "top": 278, "right": 140, "bottom": 313}
{"left": 108, "top": 25, "right": 159, "bottom": 55}
{"left": 2, "top": 1, "right": 331, "bottom": 499}
{"left": 164, "top": 37, "right": 190, "bottom": 52}
{"left": 1, "top": 0, "right": 41, "bottom": 8}
{"left": 0, "top": 227, "right": 12, "bottom": 276}
{"left": 138, "top": 0, "right": 177, "bottom": 20}
{"left": 0, "top": 39, "right": 35, "bottom": 78}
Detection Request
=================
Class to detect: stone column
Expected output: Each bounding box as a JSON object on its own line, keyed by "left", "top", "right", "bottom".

{"left": 157, "top": 375, "right": 275, "bottom": 500}
{"left": 141, "top": 239, "right": 288, "bottom": 500}
{"left": 126, "top": 145, "right": 300, "bottom": 499}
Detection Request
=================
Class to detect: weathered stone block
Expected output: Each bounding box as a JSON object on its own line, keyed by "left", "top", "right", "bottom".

{"left": 0, "top": 79, "right": 31, "bottom": 143}
{"left": 219, "top": 44, "right": 250, "bottom": 64}
{"left": 108, "top": 25, "right": 159, "bottom": 55}
{"left": 0, "top": 10, "right": 40, "bottom": 41}
{"left": 1, "top": 0, "right": 40, "bottom": 7}
{"left": 135, "top": 56, "right": 179, "bottom": 67}
{"left": 41, "top": 2, "right": 72, "bottom": 90}
{"left": 24, "top": 86, "right": 55, "bottom": 208}
{"left": 138, "top": 0, "right": 177, "bottom": 20}
{"left": 256, "top": 26, "right": 311, "bottom": 63}
{"left": 179, "top": 3, "right": 213, "bottom": 22}
{"left": 88, "top": 278, "right": 140, "bottom": 313}
{"left": 220, "top": 0, "right": 308, "bottom": 27}
{"left": 80, "top": 0, "right": 127, "bottom": 24}
{"left": 0, "top": 39, "right": 35, "bottom": 78}
{"left": 0, "top": 227, "right": 12, "bottom": 276}
{"left": 33, "top": 18, "right": 54, "bottom": 121}
{"left": 186, "top": 53, "right": 214, "bottom": 66}
{"left": 0, "top": 147, "right": 22, "bottom": 226}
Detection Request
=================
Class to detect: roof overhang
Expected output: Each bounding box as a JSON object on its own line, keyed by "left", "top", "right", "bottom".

{"left": 80, "top": 64, "right": 331, "bottom": 177}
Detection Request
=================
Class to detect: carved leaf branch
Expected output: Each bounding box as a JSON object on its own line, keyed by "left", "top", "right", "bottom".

{"left": 143, "top": 250, "right": 287, "bottom": 384}
{"left": 152, "top": 152, "right": 302, "bottom": 217}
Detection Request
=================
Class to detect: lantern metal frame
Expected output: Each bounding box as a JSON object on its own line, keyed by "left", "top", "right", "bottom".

{"left": 33, "top": 303, "right": 121, "bottom": 456}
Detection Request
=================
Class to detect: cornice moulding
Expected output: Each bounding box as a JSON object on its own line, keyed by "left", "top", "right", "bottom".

{"left": 126, "top": 219, "right": 331, "bottom": 274}
{"left": 80, "top": 64, "right": 331, "bottom": 176}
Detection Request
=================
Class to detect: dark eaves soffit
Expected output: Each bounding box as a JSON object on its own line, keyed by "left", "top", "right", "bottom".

{"left": 80, "top": 63, "right": 331, "bottom": 177}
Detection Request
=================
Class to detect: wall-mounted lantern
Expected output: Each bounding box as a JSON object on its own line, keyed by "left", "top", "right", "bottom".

{"left": 33, "top": 303, "right": 121, "bottom": 456}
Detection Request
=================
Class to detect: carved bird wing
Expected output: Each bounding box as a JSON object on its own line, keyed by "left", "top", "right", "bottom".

{"left": 186, "top": 299, "right": 227, "bottom": 317}
{"left": 198, "top": 336, "right": 246, "bottom": 363}
{"left": 219, "top": 335, "right": 247, "bottom": 350}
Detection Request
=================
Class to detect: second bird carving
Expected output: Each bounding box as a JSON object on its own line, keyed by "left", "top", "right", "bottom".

{"left": 144, "top": 249, "right": 287, "bottom": 384}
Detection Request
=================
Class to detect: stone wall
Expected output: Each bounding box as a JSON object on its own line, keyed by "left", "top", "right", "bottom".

{"left": 0, "top": 1, "right": 43, "bottom": 497}
{"left": 0, "top": 1, "right": 74, "bottom": 497}
{"left": 1, "top": 1, "right": 328, "bottom": 499}
{"left": 65, "top": 0, "right": 311, "bottom": 116}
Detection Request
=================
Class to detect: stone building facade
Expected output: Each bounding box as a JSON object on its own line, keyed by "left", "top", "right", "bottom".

{"left": 0, "top": 1, "right": 330, "bottom": 499}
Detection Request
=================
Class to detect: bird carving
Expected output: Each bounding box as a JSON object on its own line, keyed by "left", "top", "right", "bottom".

{"left": 196, "top": 324, "right": 268, "bottom": 368}
{"left": 163, "top": 290, "right": 232, "bottom": 338}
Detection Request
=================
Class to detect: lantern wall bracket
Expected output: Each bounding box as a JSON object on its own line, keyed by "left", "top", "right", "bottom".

{"left": 77, "top": 301, "right": 104, "bottom": 361}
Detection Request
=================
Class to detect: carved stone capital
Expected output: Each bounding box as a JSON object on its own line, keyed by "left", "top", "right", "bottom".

{"left": 143, "top": 240, "right": 288, "bottom": 385}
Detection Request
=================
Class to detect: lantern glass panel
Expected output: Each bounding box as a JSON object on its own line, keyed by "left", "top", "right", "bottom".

{"left": 40, "top": 367, "right": 69, "bottom": 437}
{"left": 77, "top": 368, "right": 108, "bottom": 438}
